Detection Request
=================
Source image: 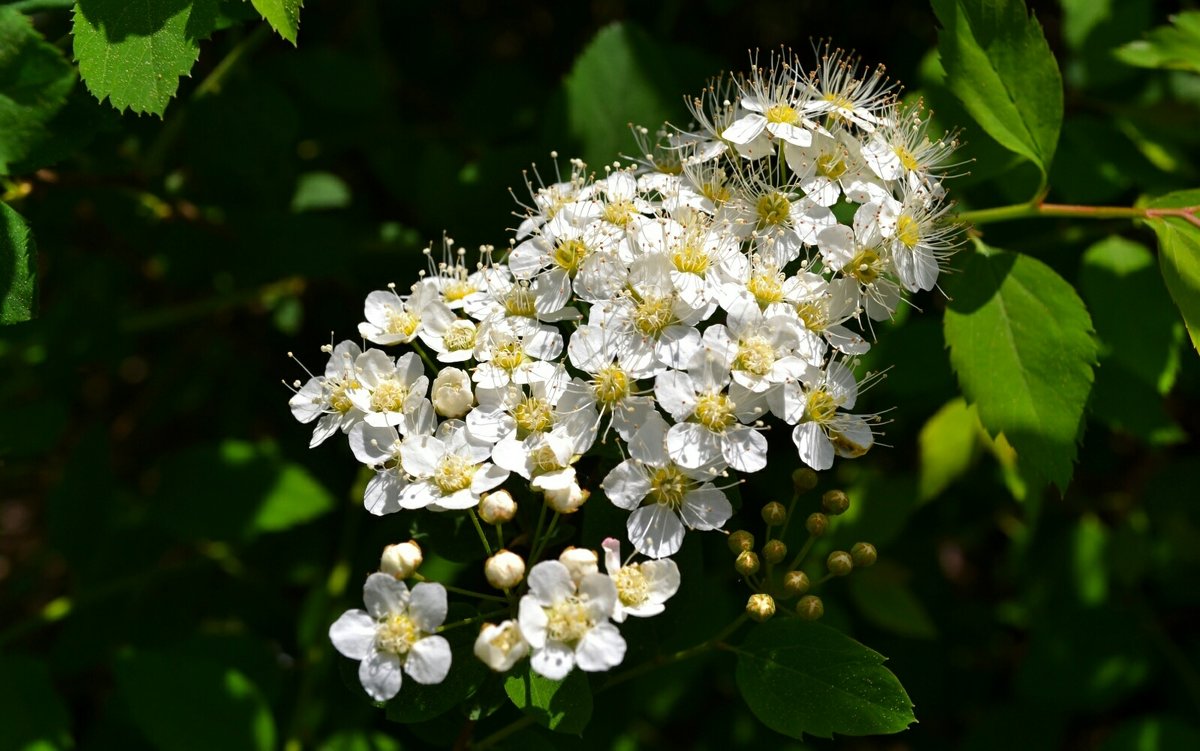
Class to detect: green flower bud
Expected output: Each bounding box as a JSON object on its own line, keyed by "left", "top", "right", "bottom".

{"left": 762, "top": 539, "right": 787, "bottom": 564}
{"left": 851, "top": 542, "right": 878, "bottom": 568}
{"left": 746, "top": 593, "right": 776, "bottom": 622}
{"left": 728, "top": 530, "right": 755, "bottom": 554}
{"left": 783, "top": 570, "right": 811, "bottom": 597}
{"left": 735, "top": 550, "right": 761, "bottom": 576}
{"left": 792, "top": 468, "right": 818, "bottom": 493}
{"left": 796, "top": 594, "right": 824, "bottom": 620}
{"left": 821, "top": 489, "right": 850, "bottom": 516}
{"left": 761, "top": 501, "right": 787, "bottom": 526}
{"left": 805, "top": 512, "right": 828, "bottom": 537}
{"left": 827, "top": 550, "right": 854, "bottom": 577}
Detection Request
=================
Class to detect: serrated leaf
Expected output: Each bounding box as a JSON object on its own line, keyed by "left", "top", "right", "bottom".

{"left": 0, "top": 655, "right": 73, "bottom": 750}
{"left": 943, "top": 243, "right": 1097, "bottom": 491}
{"left": 250, "top": 0, "right": 301, "bottom": 45}
{"left": 503, "top": 665, "right": 593, "bottom": 735}
{"left": 1145, "top": 191, "right": 1200, "bottom": 353}
{"left": 73, "top": 0, "right": 221, "bottom": 116}
{"left": 0, "top": 7, "right": 76, "bottom": 174}
{"left": 931, "top": 0, "right": 1063, "bottom": 181}
{"left": 734, "top": 619, "right": 915, "bottom": 739}
{"left": 918, "top": 398, "right": 980, "bottom": 500}
{"left": 117, "top": 649, "right": 276, "bottom": 751}
{"left": 1, "top": 202, "right": 37, "bottom": 324}
{"left": 1116, "top": 12, "right": 1200, "bottom": 74}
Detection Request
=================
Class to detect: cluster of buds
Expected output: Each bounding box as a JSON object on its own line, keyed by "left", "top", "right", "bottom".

{"left": 730, "top": 471, "right": 876, "bottom": 623}
{"left": 297, "top": 45, "right": 960, "bottom": 703}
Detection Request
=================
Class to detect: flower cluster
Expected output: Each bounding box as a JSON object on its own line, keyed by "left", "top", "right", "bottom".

{"left": 293, "top": 47, "right": 961, "bottom": 702}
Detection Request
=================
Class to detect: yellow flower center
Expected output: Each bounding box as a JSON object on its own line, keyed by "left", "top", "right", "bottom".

{"left": 503, "top": 286, "right": 537, "bottom": 318}
{"left": 694, "top": 392, "right": 737, "bottom": 432}
{"left": 816, "top": 153, "right": 847, "bottom": 180}
{"left": 747, "top": 269, "right": 785, "bottom": 307}
{"left": 671, "top": 243, "right": 710, "bottom": 275}
{"left": 386, "top": 309, "right": 420, "bottom": 338}
{"left": 593, "top": 365, "right": 630, "bottom": 407}
{"left": 513, "top": 397, "right": 555, "bottom": 438}
{"left": 701, "top": 179, "right": 731, "bottom": 206}
{"left": 553, "top": 238, "right": 588, "bottom": 276}
{"left": 765, "top": 103, "right": 800, "bottom": 124}
{"left": 896, "top": 214, "right": 920, "bottom": 249}
{"left": 377, "top": 612, "right": 420, "bottom": 655}
{"left": 734, "top": 336, "right": 776, "bottom": 377}
{"left": 756, "top": 192, "right": 792, "bottom": 229}
{"left": 631, "top": 295, "right": 675, "bottom": 337}
{"left": 329, "top": 379, "right": 360, "bottom": 413}
{"left": 614, "top": 565, "right": 649, "bottom": 607}
{"left": 806, "top": 389, "right": 839, "bottom": 424}
{"left": 433, "top": 454, "right": 478, "bottom": 494}
{"left": 795, "top": 302, "right": 828, "bottom": 332}
{"left": 545, "top": 597, "right": 592, "bottom": 644}
{"left": 443, "top": 279, "right": 476, "bottom": 302}
{"left": 530, "top": 444, "right": 564, "bottom": 474}
{"left": 492, "top": 341, "right": 525, "bottom": 372}
{"left": 442, "top": 320, "right": 477, "bottom": 351}
{"left": 370, "top": 380, "right": 409, "bottom": 413}
{"left": 894, "top": 145, "right": 920, "bottom": 172}
{"left": 823, "top": 92, "right": 855, "bottom": 111}
{"left": 848, "top": 247, "right": 884, "bottom": 285}
{"left": 603, "top": 200, "right": 638, "bottom": 227}
{"left": 648, "top": 466, "right": 691, "bottom": 510}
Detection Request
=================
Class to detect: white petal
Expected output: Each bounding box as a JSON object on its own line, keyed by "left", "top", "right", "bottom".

{"left": 358, "top": 648, "right": 403, "bottom": 701}
{"left": 653, "top": 371, "right": 696, "bottom": 421}
{"left": 640, "top": 559, "right": 681, "bottom": 603}
{"left": 526, "top": 561, "right": 575, "bottom": 605}
{"left": 627, "top": 504, "right": 685, "bottom": 559}
{"left": 679, "top": 486, "right": 733, "bottom": 531}
{"left": 328, "top": 609, "right": 376, "bottom": 661}
{"left": 722, "top": 114, "right": 767, "bottom": 145}
{"left": 363, "top": 473, "right": 405, "bottom": 516}
{"left": 578, "top": 572, "right": 618, "bottom": 622}
{"left": 408, "top": 582, "right": 448, "bottom": 631}
{"left": 600, "top": 461, "right": 651, "bottom": 510}
{"left": 530, "top": 641, "right": 575, "bottom": 680}
{"left": 519, "top": 594, "right": 549, "bottom": 649}
{"left": 666, "top": 423, "right": 723, "bottom": 470}
{"left": 793, "top": 422, "right": 834, "bottom": 471}
{"left": 404, "top": 635, "right": 452, "bottom": 685}
{"left": 574, "top": 623, "right": 627, "bottom": 672}
{"left": 722, "top": 427, "right": 768, "bottom": 473}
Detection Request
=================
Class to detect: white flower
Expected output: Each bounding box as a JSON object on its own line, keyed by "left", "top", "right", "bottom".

{"left": 727, "top": 182, "right": 834, "bottom": 268}
{"left": 474, "top": 620, "right": 530, "bottom": 672}
{"left": 288, "top": 341, "right": 367, "bottom": 448}
{"left": 800, "top": 46, "right": 896, "bottom": 132}
{"left": 817, "top": 201, "right": 904, "bottom": 321}
{"left": 558, "top": 547, "right": 599, "bottom": 585}
{"left": 380, "top": 541, "right": 423, "bottom": 579}
{"left": 347, "top": 350, "right": 430, "bottom": 428}
{"left": 722, "top": 51, "right": 820, "bottom": 150}
{"left": 399, "top": 420, "right": 509, "bottom": 510}
{"left": 485, "top": 550, "right": 526, "bottom": 590}
{"left": 790, "top": 272, "right": 871, "bottom": 355}
{"left": 710, "top": 293, "right": 824, "bottom": 393}
{"left": 600, "top": 538, "right": 680, "bottom": 622}
{"left": 566, "top": 325, "right": 655, "bottom": 441}
{"left": 329, "top": 574, "right": 452, "bottom": 702}
{"left": 432, "top": 367, "right": 475, "bottom": 418}
{"left": 768, "top": 360, "right": 876, "bottom": 471}
{"left": 601, "top": 413, "right": 732, "bottom": 558}
{"left": 348, "top": 404, "right": 435, "bottom": 516}
{"left": 783, "top": 130, "right": 886, "bottom": 207}
{"left": 518, "top": 561, "right": 626, "bottom": 680}
{"left": 878, "top": 191, "right": 959, "bottom": 294}
{"left": 359, "top": 283, "right": 453, "bottom": 347}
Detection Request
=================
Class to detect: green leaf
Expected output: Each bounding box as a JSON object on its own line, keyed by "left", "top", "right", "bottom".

{"left": 943, "top": 243, "right": 1098, "bottom": 491}
{"left": 1116, "top": 12, "right": 1200, "bottom": 74}
{"left": 73, "top": 0, "right": 221, "bottom": 116}
{"left": 0, "top": 655, "right": 73, "bottom": 750}
{"left": 250, "top": 0, "right": 301, "bottom": 45}
{"left": 503, "top": 664, "right": 593, "bottom": 735}
{"left": 117, "top": 649, "right": 276, "bottom": 751}
{"left": 1, "top": 201, "right": 37, "bottom": 324}
{"left": 849, "top": 562, "right": 939, "bottom": 640}
{"left": 1145, "top": 191, "right": 1200, "bottom": 353}
{"left": 918, "top": 397, "right": 980, "bottom": 500}
{"left": 931, "top": 0, "right": 1063, "bottom": 181}
{"left": 292, "top": 171, "right": 351, "bottom": 212}
{"left": 734, "top": 619, "right": 915, "bottom": 739}
{"left": 0, "top": 7, "right": 76, "bottom": 174}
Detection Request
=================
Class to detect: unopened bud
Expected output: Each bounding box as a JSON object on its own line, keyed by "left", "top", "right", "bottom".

{"left": 796, "top": 594, "right": 824, "bottom": 620}
{"left": 558, "top": 547, "right": 598, "bottom": 585}
{"left": 822, "top": 489, "right": 850, "bottom": 516}
{"left": 792, "top": 468, "right": 818, "bottom": 493}
{"left": 761, "top": 502, "right": 787, "bottom": 526}
{"left": 851, "top": 542, "right": 878, "bottom": 568}
{"left": 478, "top": 490, "right": 517, "bottom": 524}
{"left": 805, "top": 512, "right": 828, "bottom": 537}
{"left": 827, "top": 550, "right": 854, "bottom": 577}
{"left": 783, "top": 570, "right": 810, "bottom": 597}
{"left": 380, "top": 540, "right": 422, "bottom": 579}
{"left": 762, "top": 539, "right": 787, "bottom": 564}
{"left": 545, "top": 483, "right": 589, "bottom": 514}
{"left": 484, "top": 550, "right": 526, "bottom": 590}
{"left": 735, "top": 550, "right": 760, "bottom": 576}
{"left": 746, "top": 593, "right": 776, "bottom": 622}
{"left": 728, "top": 530, "right": 755, "bottom": 554}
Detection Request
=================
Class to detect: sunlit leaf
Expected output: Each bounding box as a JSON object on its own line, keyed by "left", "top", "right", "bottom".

{"left": 250, "top": 0, "right": 301, "bottom": 45}
{"left": 504, "top": 664, "right": 593, "bottom": 735}
{"left": 0, "top": 7, "right": 76, "bottom": 174}
{"left": 1116, "top": 12, "right": 1200, "bottom": 74}
{"left": 918, "top": 398, "right": 980, "bottom": 501}
{"left": 1145, "top": 190, "right": 1200, "bottom": 352}
{"left": 0, "top": 202, "right": 36, "bottom": 324}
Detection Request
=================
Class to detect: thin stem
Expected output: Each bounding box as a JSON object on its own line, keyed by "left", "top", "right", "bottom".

{"left": 529, "top": 511, "right": 561, "bottom": 564}
{"left": 955, "top": 200, "right": 1200, "bottom": 229}
{"left": 411, "top": 340, "right": 440, "bottom": 374}
{"left": 413, "top": 576, "right": 508, "bottom": 604}
{"left": 439, "top": 609, "right": 510, "bottom": 633}
{"left": 468, "top": 510, "right": 494, "bottom": 557}
{"left": 527, "top": 500, "right": 549, "bottom": 561}
{"left": 784, "top": 533, "right": 816, "bottom": 574}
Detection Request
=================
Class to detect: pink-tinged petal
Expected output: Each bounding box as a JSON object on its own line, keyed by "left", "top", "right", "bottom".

{"left": 404, "top": 635, "right": 452, "bottom": 685}
{"left": 329, "top": 609, "right": 376, "bottom": 661}
{"left": 358, "top": 649, "right": 402, "bottom": 701}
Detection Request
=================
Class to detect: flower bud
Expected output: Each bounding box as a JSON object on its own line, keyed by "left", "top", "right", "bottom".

{"left": 379, "top": 540, "right": 422, "bottom": 579}
{"left": 792, "top": 468, "right": 818, "bottom": 493}
{"left": 478, "top": 490, "right": 516, "bottom": 525}
{"left": 851, "top": 542, "right": 878, "bottom": 568}
{"left": 484, "top": 550, "right": 526, "bottom": 590}
{"left": 761, "top": 502, "right": 787, "bottom": 526}
{"left": 431, "top": 367, "right": 475, "bottom": 418}
{"left": 474, "top": 620, "right": 529, "bottom": 672}
{"left": 559, "top": 547, "right": 598, "bottom": 585}
{"left": 805, "top": 512, "right": 828, "bottom": 537}
{"left": 827, "top": 550, "right": 854, "bottom": 577}
{"left": 821, "top": 489, "right": 850, "bottom": 516}
{"left": 762, "top": 539, "right": 787, "bottom": 565}
{"left": 544, "top": 482, "right": 589, "bottom": 514}
{"left": 783, "top": 570, "right": 810, "bottom": 597}
{"left": 796, "top": 594, "right": 824, "bottom": 620}
{"left": 746, "top": 593, "right": 776, "bottom": 622}
{"left": 735, "top": 550, "right": 760, "bottom": 576}
{"left": 727, "top": 530, "right": 755, "bottom": 554}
